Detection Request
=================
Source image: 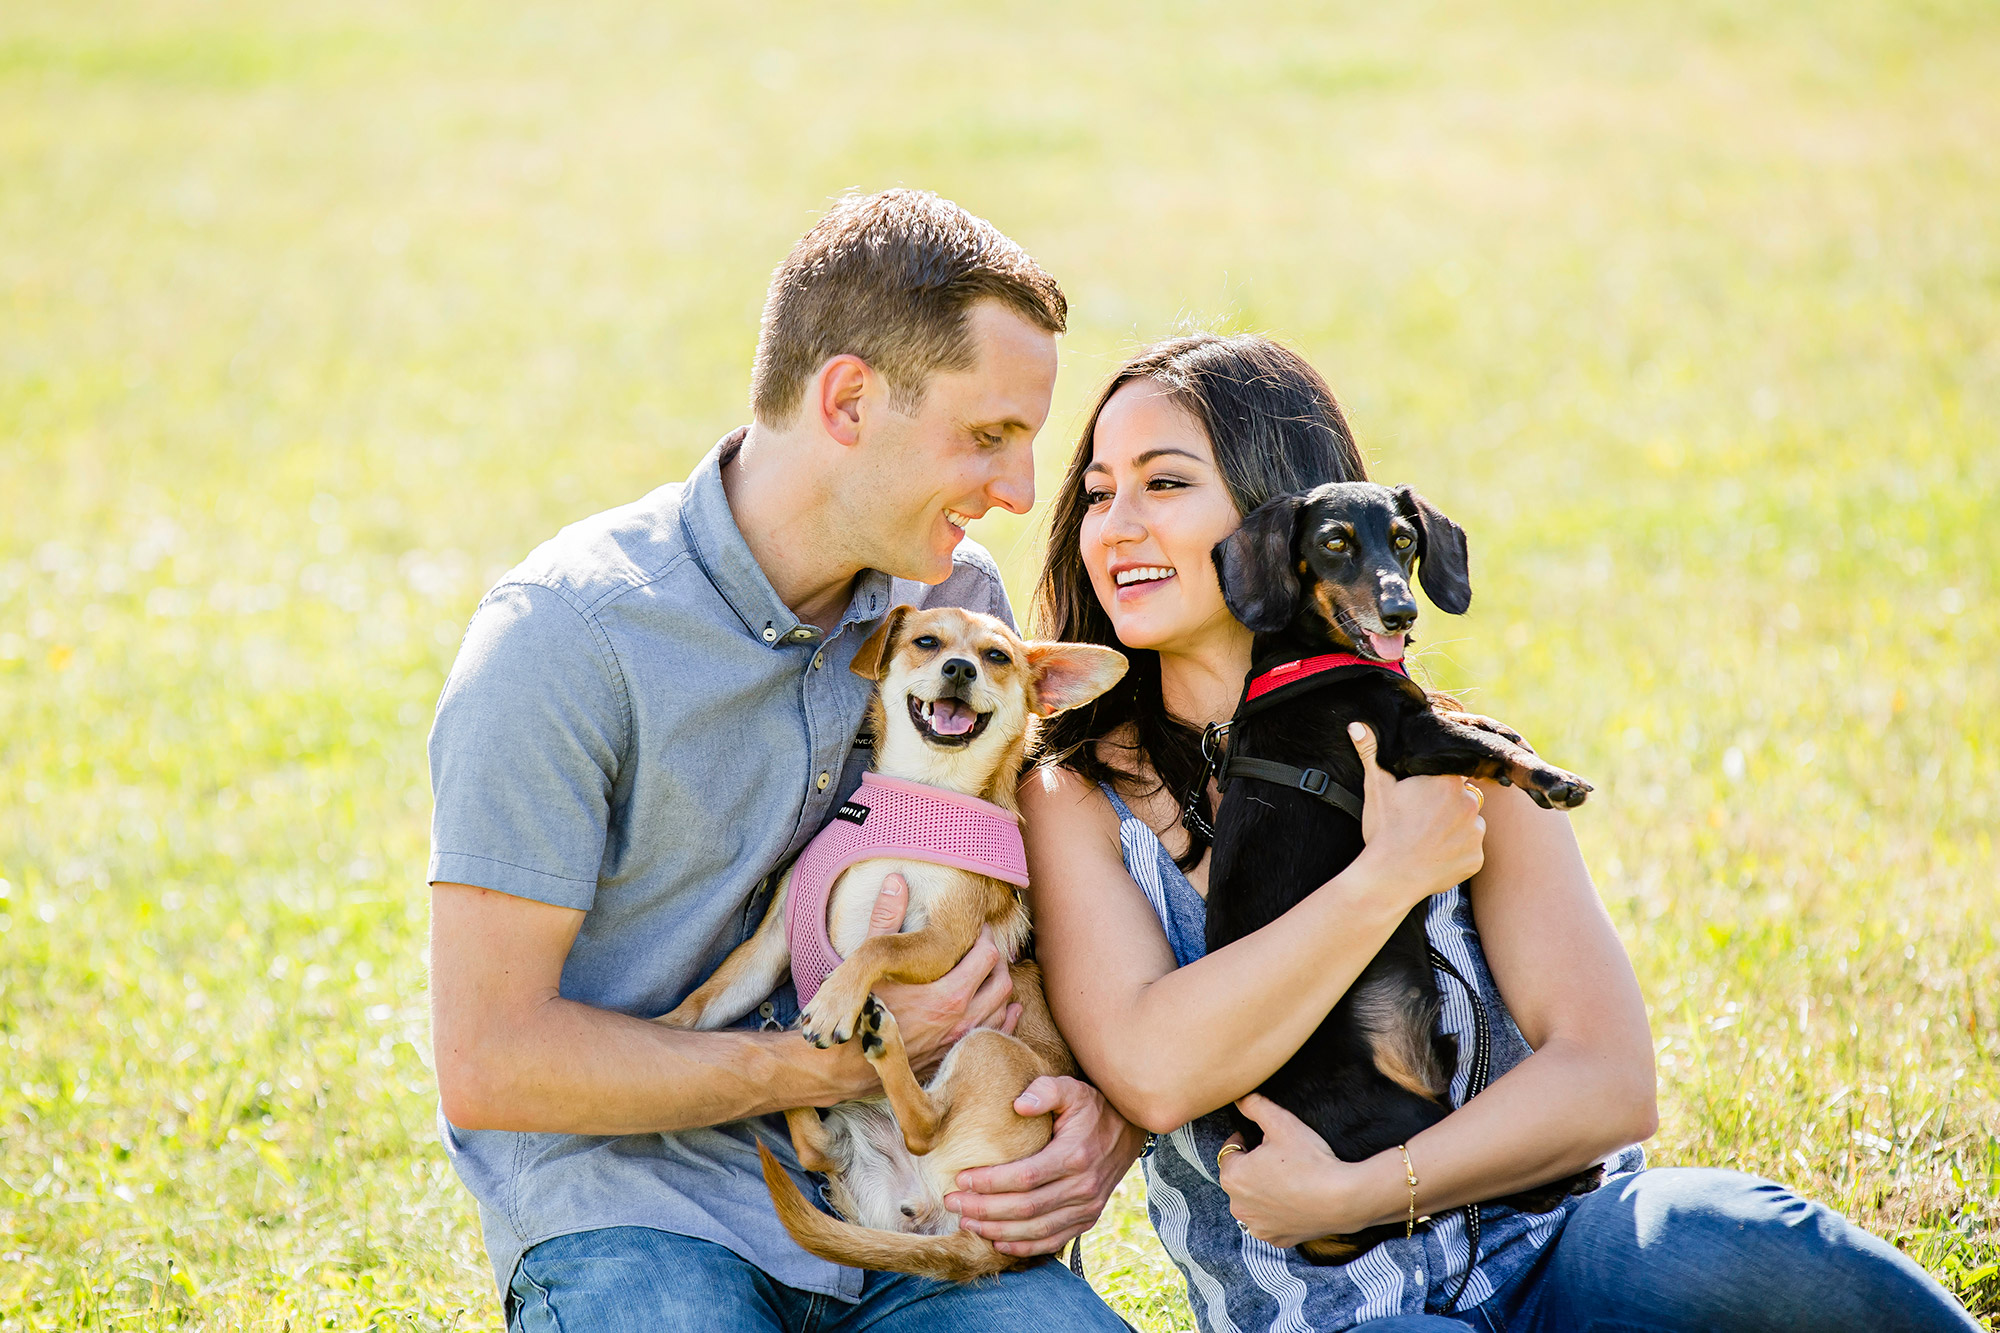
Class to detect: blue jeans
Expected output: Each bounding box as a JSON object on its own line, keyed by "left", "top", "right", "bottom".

{"left": 507, "top": 1226, "right": 1130, "bottom": 1333}
{"left": 1364, "top": 1168, "right": 1982, "bottom": 1332}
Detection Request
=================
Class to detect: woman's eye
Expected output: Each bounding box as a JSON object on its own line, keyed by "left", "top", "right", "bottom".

{"left": 1083, "top": 488, "right": 1113, "bottom": 505}
{"left": 984, "top": 649, "right": 1012, "bottom": 665}
{"left": 913, "top": 635, "right": 940, "bottom": 649}
{"left": 1146, "top": 476, "right": 1188, "bottom": 492}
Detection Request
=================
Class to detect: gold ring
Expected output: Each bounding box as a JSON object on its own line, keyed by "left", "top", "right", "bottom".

{"left": 1465, "top": 781, "right": 1484, "bottom": 812}
{"left": 1216, "top": 1144, "right": 1246, "bottom": 1168}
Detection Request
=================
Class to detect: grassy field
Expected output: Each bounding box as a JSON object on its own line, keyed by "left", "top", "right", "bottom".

{"left": 2, "top": 0, "right": 1996, "bottom": 1327}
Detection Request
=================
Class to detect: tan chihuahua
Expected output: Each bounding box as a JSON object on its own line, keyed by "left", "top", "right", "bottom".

{"left": 659, "top": 606, "right": 1126, "bottom": 1280}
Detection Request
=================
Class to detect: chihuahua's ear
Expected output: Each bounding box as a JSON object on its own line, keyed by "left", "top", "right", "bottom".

{"left": 851, "top": 605, "right": 912, "bottom": 680}
{"left": 1211, "top": 493, "right": 1306, "bottom": 633}
{"left": 1393, "top": 486, "right": 1471, "bottom": 614}
{"left": 1026, "top": 643, "right": 1129, "bottom": 718}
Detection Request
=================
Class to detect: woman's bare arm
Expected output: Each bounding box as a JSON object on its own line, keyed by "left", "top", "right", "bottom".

{"left": 1217, "top": 783, "right": 1658, "bottom": 1242}
{"left": 1023, "top": 724, "right": 1486, "bottom": 1133}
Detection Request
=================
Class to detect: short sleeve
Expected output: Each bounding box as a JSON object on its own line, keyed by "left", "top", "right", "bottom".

{"left": 426, "top": 582, "right": 630, "bottom": 910}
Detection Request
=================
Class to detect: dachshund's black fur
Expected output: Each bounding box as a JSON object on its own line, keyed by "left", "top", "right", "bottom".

{"left": 1205, "top": 481, "right": 1601, "bottom": 1265}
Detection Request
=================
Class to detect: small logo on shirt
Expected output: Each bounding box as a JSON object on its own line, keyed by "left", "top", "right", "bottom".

{"left": 834, "top": 801, "right": 870, "bottom": 825}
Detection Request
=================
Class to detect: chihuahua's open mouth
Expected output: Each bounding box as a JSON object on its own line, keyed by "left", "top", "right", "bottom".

{"left": 907, "top": 693, "right": 992, "bottom": 747}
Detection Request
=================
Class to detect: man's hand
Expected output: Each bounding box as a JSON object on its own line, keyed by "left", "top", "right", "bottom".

{"left": 943, "top": 1077, "right": 1147, "bottom": 1256}
{"left": 856, "top": 874, "right": 1021, "bottom": 1079}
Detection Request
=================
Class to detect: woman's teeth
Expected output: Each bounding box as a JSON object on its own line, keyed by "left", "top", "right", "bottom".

{"left": 944, "top": 509, "right": 973, "bottom": 530}
{"left": 1115, "top": 566, "right": 1176, "bottom": 587}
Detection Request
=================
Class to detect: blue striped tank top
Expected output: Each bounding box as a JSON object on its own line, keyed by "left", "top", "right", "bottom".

{"left": 1102, "top": 784, "right": 1643, "bottom": 1331}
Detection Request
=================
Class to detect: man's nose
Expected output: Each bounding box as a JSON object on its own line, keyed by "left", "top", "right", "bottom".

{"left": 941, "top": 657, "right": 978, "bottom": 685}
{"left": 987, "top": 442, "right": 1035, "bottom": 516}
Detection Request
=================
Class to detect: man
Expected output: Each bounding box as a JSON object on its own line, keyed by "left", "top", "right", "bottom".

{"left": 427, "top": 190, "right": 1144, "bottom": 1331}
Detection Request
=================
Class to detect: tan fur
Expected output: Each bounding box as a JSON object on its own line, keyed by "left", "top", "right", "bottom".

{"left": 661, "top": 606, "right": 1124, "bottom": 1281}
{"left": 1349, "top": 973, "right": 1450, "bottom": 1103}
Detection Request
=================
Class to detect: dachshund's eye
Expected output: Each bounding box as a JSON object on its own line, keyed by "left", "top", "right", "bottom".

{"left": 984, "top": 648, "right": 1012, "bottom": 666}
{"left": 1324, "top": 536, "right": 1347, "bottom": 552}
{"left": 913, "top": 634, "right": 940, "bottom": 649}
{"left": 1394, "top": 533, "right": 1414, "bottom": 550}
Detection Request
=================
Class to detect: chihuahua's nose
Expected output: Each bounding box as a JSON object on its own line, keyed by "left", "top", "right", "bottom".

{"left": 941, "top": 657, "right": 978, "bottom": 685}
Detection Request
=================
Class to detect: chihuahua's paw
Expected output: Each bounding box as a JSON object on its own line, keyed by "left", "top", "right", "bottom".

{"left": 799, "top": 988, "right": 867, "bottom": 1049}
{"left": 856, "top": 995, "right": 888, "bottom": 1060}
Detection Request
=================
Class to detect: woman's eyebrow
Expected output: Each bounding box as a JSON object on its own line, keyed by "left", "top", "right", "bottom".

{"left": 1084, "top": 446, "right": 1205, "bottom": 477}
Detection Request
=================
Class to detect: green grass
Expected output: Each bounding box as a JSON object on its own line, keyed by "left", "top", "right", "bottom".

{"left": 2, "top": 0, "right": 1996, "bottom": 1326}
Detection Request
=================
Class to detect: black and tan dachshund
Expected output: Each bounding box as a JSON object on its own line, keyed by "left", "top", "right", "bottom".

{"left": 1205, "top": 481, "right": 1601, "bottom": 1266}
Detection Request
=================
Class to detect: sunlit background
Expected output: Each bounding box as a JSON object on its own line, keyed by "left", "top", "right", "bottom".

{"left": 2, "top": 1, "right": 1995, "bottom": 1327}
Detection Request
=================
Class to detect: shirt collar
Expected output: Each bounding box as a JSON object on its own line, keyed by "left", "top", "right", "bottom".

{"left": 682, "top": 427, "right": 896, "bottom": 649}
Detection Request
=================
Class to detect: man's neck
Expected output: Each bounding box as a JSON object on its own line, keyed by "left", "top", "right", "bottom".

{"left": 722, "top": 424, "right": 867, "bottom": 631}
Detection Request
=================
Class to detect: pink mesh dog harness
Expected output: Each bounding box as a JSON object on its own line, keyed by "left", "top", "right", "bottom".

{"left": 788, "top": 771, "right": 1029, "bottom": 1006}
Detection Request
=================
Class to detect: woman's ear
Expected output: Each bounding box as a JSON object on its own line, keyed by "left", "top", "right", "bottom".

{"left": 1393, "top": 486, "right": 1472, "bottom": 614}
{"left": 1026, "top": 643, "right": 1130, "bottom": 717}
{"left": 851, "top": 605, "right": 912, "bottom": 680}
{"left": 1210, "top": 494, "right": 1306, "bottom": 633}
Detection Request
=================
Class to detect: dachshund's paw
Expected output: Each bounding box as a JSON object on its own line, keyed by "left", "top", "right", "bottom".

{"left": 799, "top": 988, "right": 867, "bottom": 1048}
{"left": 1521, "top": 764, "right": 1593, "bottom": 810}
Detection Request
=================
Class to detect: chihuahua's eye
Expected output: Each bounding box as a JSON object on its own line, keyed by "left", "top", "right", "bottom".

{"left": 913, "top": 634, "right": 940, "bottom": 649}
{"left": 984, "top": 648, "right": 1011, "bottom": 666}
{"left": 1393, "top": 533, "right": 1414, "bottom": 550}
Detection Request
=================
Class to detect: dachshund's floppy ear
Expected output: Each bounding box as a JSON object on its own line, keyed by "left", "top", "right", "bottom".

{"left": 851, "top": 605, "right": 912, "bottom": 680}
{"left": 1393, "top": 486, "right": 1471, "bottom": 615}
{"left": 1211, "top": 494, "right": 1306, "bottom": 634}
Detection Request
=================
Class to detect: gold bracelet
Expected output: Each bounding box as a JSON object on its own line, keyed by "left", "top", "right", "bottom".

{"left": 1399, "top": 1144, "right": 1419, "bottom": 1237}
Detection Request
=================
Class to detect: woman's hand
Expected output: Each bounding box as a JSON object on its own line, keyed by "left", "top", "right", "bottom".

{"left": 1218, "top": 1093, "right": 1388, "bottom": 1247}
{"left": 1347, "top": 722, "right": 1487, "bottom": 907}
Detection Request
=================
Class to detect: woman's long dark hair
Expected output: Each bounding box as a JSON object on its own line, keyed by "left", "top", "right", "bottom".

{"left": 1032, "top": 333, "right": 1369, "bottom": 870}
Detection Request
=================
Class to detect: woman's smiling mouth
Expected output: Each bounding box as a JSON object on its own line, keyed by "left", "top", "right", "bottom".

{"left": 1113, "top": 564, "right": 1176, "bottom": 590}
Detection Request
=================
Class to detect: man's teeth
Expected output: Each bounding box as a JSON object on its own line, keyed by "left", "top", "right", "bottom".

{"left": 944, "top": 509, "right": 973, "bottom": 530}
{"left": 1115, "top": 566, "right": 1176, "bottom": 587}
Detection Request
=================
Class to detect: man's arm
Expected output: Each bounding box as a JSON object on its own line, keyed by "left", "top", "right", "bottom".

{"left": 430, "top": 878, "right": 1020, "bottom": 1134}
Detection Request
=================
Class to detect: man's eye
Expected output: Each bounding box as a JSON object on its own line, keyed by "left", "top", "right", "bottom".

{"left": 913, "top": 635, "right": 940, "bottom": 649}
{"left": 979, "top": 431, "right": 1004, "bottom": 448}
{"left": 984, "top": 649, "right": 1012, "bottom": 666}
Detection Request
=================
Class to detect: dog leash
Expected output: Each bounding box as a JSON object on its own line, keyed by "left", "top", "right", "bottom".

{"left": 1426, "top": 944, "right": 1491, "bottom": 1315}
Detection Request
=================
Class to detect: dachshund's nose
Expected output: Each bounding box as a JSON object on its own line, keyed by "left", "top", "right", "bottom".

{"left": 1378, "top": 605, "right": 1418, "bottom": 634}
{"left": 941, "top": 657, "right": 978, "bottom": 684}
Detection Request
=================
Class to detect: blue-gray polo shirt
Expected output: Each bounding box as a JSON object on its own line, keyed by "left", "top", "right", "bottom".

{"left": 426, "top": 428, "right": 1013, "bottom": 1298}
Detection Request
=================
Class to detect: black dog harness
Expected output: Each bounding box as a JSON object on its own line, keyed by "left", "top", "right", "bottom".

{"left": 1208, "top": 650, "right": 1490, "bottom": 1313}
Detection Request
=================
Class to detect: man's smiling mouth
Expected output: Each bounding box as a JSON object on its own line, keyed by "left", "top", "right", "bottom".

{"left": 908, "top": 693, "right": 991, "bottom": 745}
{"left": 944, "top": 509, "right": 974, "bottom": 531}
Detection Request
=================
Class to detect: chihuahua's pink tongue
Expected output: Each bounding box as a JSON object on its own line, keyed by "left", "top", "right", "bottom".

{"left": 1366, "top": 632, "right": 1407, "bottom": 661}
{"left": 931, "top": 698, "right": 977, "bottom": 735}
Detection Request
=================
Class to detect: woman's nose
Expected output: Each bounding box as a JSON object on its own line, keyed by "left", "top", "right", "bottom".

{"left": 1097, "top": 493, "right": 1146, "bottom": 546}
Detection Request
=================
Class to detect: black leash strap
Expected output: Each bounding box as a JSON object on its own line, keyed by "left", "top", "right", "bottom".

{"left": 1067, "top": 1233, "right": 1086, "bottom": 1277}
{"left": 1214, "top": 754, "right": 1365, "bottom": 821}
{"left": 1427, "top": 944, "right": 1491, "bottom": 1314}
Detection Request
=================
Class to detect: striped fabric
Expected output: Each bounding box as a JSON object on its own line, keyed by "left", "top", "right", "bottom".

{"left": 1101, "top": 785, "right": 1643, "bottom": 1331}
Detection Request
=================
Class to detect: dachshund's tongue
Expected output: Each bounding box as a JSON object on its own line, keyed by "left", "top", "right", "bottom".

{"left": 1366, "top": 631, "right": 1407, "bottom": 661}
{"left": 931, "top": 698, "right": 977, "bottom": 736}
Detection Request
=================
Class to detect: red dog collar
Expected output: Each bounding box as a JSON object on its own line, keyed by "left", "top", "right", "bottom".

{"left": 1244, "top": 651, "right": 1408, "bottom": 705}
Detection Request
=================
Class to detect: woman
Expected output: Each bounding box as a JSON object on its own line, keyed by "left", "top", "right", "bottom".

{"left": 1017, "top": 333, "right": 1978, "bottom": 1331}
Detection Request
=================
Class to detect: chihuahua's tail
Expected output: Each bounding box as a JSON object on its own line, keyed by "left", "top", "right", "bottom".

{"left": 757, "top": 1142, "right": 1014, "bottom": 1283}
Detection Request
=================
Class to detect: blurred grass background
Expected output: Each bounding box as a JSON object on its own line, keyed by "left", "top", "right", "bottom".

{"left": 2, "top": 0, "right": 1996, "bottom": 1327}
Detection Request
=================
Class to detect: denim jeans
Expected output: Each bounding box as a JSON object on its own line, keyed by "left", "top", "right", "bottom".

{"left": 507, "top": 1225, "right": 1131, "bottom": 1333}
{"left": 1362, "top": 1168, "right": 1982, "bottom": 1332}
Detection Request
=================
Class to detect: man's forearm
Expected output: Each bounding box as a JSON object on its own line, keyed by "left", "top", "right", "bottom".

{"left": 438, "top": 994, "right": 875, "bottom": 1134}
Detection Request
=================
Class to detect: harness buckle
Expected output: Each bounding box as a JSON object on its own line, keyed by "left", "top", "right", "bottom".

{"left": 1297, "top": 768, "right": 1331, "bottom": 796}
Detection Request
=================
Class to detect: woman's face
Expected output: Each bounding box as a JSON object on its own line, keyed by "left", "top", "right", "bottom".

{"left": 1079, "top": 380, "right": 1252, "bottom": 656}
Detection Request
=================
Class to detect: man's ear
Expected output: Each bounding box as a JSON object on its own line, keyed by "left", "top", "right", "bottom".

{"left": 1211, "top": 494, "right": 1306, "bottom": 634}
{"left": 851, "top": 605, "right": 912, "bottom": 680}
{"left": 1393, "top": 486, "right": 1472, "bottom": 614}
{"left": 1026, "top": 643, "right": 1129, "bottom": 717}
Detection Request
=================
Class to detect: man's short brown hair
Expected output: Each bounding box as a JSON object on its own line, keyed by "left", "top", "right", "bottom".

{"left": 750, "top": 190, "right": 1067, "bottom": 425}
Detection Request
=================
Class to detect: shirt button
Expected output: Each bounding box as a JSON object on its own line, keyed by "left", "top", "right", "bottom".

{"left": 812, "top": 651, "right": 824, "bottom": 670}
{"left": 761, "top": 627, "right": 778, "bottom": 643}
{"left": 816, "top": 772, "right": 830, "bottom": 791}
